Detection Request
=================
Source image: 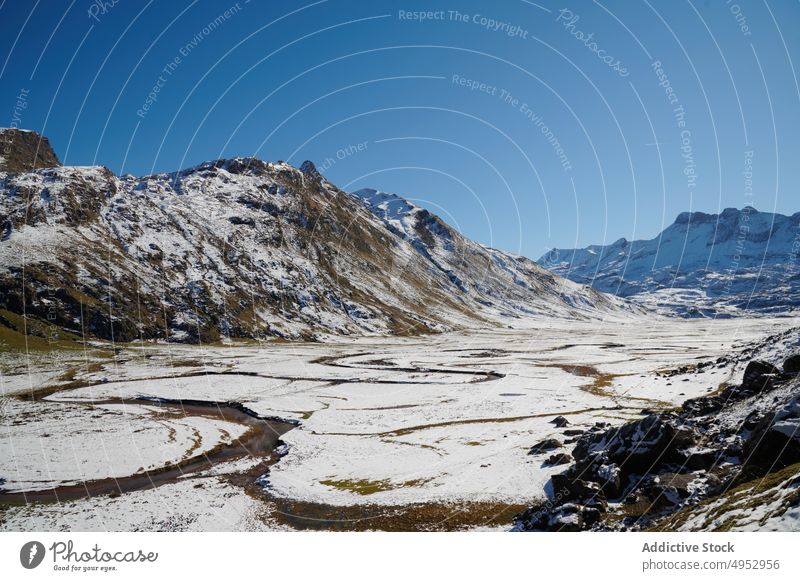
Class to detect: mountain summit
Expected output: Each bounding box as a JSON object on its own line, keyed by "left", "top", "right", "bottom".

{"left": 538, "top": 207, "right": 800, "bottom": 316}
{"left": 0, "top": 131, "right": 630, "bottom": 344}
{"left": 0, "top": 128, "right": 60, "bottom": 173}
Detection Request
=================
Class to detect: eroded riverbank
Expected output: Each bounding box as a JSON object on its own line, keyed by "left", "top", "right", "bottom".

{"left": 0, "top": 396, "right": 297, "bottom": 504}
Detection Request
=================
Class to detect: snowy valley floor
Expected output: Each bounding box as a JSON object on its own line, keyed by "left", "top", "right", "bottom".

{"left": 0, "top": 316, "right": 797, "bottom": 531}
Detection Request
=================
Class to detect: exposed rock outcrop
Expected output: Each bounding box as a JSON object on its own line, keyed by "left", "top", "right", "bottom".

{"left": 517, "top": 346, "right": 800, "bottom": 531}
{"left": 0, "top": 128, "right": 60, "bottom": 173}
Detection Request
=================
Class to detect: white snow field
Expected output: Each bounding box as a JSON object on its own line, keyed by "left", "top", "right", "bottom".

{"left": 0, "top": 397, "right": 247, "bottom": 492}
{"left": 0, "top": 315, "right": 796, "bottom": 530}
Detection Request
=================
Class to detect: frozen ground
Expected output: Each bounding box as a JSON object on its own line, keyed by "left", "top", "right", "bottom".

{"left": 0, "top": 397, "right": 246, "bottom": 492}
{"left": 1, "top": 316, "right": 796, "bottom": 530}
{"left": 0, "top": 473, "right": 286, "bottom": 532}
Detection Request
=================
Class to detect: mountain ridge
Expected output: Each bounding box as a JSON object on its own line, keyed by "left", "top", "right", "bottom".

{"left": 538, "top": 206, "right": 800, "bottom": 316}
{"left": 0, "top": 130, "right": 632, "bottom": 344}
{"left": 0, "top": 128, "right": 61, "bottom": 173}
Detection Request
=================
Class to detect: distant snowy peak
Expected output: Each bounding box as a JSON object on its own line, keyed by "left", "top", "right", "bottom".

{"left": 538, "top": 207, "right": 800, "bottom": 316}
{"left": 540, "top": 207, "right": 799, "bottom": 274}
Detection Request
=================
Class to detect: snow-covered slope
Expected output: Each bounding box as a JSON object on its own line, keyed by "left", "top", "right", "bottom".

{"left": 538, "top": 207, "right": 800, "bottom": 316}
{"left": 352, "top": 188, "right": 624, "bottom": 318}
{"left": 0, "top": 131, "right": 631, "bottom": 344}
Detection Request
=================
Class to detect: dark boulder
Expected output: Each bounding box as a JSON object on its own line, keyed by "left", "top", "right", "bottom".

{"left": 682, "top": 394, "right": 724, "bottom": 415}
{"left": 573, "top": 414, "right": 691, "bottom": 475}
{"left": 563, "top": 429, "right": 585, "bottom": 436}
{"left": 741, "top": 360, "right": 781, "bottom": 392}
{"left": 784, "top": 354, "right": 800, "bottom": 374}
{"left": 550, "top": 416, "right": 569, "bottom": 428}
{"left": 516, "top": 499, "right": 604, "bottom": 532}
{"left": 672, "top": 426, "right": 698, "bottom": 449}
{"left": 743, "top": 397, "right": 800, "bottom": 470}
{"left": 635, "top": 476, "right": 684, "bottom": 511}
{"left": 551, "top": 472, "right": 607, "bottom": 507}
{"left": 592, "top": 462, "right": 623, "bottom": 499}
{"left": 656, "top": 472, "right": 696, "bottom": 499}
{"left": 581, "top": 506, "right": 603, "bottom": 526}
{"left": 545, "top": 453, "right": 572, "bottom": 466}
{"left": 517, "top": 502, "right": 585, "bottom": 532}
{"left": 547, "top": 504, "right": 584, "bottom": 531}
{"left": 528, "top": 438, "right": 562, "bottom": 455}
{"left": 571, "top": 450, "right": 624, "bottom": 499}
{"left": 228, "top": 216, "right": 256, "bottom": 226}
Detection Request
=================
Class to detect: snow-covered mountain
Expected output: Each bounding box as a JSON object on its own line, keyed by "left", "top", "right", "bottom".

{"left": 352, "top": 188, "right": 620, "bottom": 318}
{"left": 0, "top": 129, "right": 630, "bottom": 344}
{"left": 539, "top": 207, "right": 800, "bottom": 316}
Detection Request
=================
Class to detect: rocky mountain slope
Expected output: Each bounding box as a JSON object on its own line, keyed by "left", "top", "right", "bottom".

{"left": 0, "top": 130, "right": 629, "bottom": 344}
{"left": 517, "top": 328, "right": 800, "bottom": 531}
{"left": 539, "top": 208, "right": 800, "bottom": 317}
{"left": 352, "top": 188, "right": 616, "bottom": 318}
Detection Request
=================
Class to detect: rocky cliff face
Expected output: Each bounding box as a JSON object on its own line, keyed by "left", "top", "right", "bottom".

{"left": 0, "top": 128, "right": 60, "bottom": 173}
{"left": 539, "top": 207, "right": 800, "bottom": 317}
{"left": 0, "top": 131, "right": 631, "bottom": 345}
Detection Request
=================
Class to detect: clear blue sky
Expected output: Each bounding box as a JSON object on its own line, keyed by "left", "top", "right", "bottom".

{"left": 1, "top": 0, "right": 798, "bottom": 258}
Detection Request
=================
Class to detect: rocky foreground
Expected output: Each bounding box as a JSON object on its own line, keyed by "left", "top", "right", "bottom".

{"left": 517, "top": 328, "right": 800, "bottom": 531}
